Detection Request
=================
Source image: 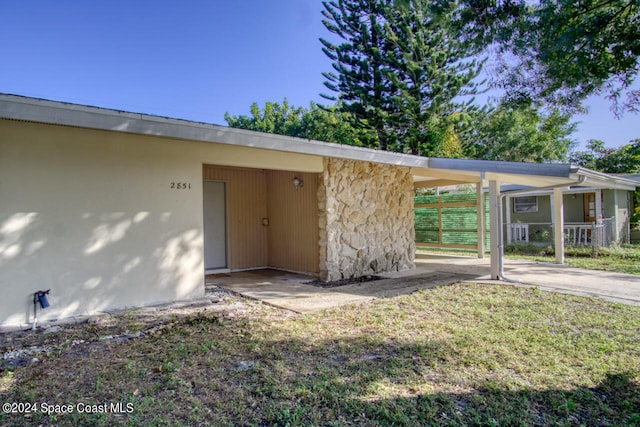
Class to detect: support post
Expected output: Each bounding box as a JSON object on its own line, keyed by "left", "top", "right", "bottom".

{"left": 476, "top": 182, "right": 485, "bottom": 258}
{"left": 489, "top": 180, "right": 501, "bottom": 279}
{"left": 505, "top": 195, "right": 512, "bottom": 244}
{"left": 553, "top": 188, "right": 565, "bottom": 264}
{"left": 613, "top": 190, "right": 621, "bottom": 242}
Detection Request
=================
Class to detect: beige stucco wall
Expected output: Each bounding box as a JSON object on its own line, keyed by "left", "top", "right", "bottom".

{"left": 0, "top": 120, "right": 323, "bottom": 328}
{"left": 318, "top": 158, "right": 415, "bottom": 281}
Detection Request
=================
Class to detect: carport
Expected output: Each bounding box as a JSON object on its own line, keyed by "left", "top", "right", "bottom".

{"left": 412, "top": 158, "right": 638, "bottom": 280}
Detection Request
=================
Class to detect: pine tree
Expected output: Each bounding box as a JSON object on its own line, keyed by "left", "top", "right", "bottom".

{"left": 320, "top": 0, "right": 484, "bottom": 156}
{"left": 320, "top": 0, "right": 393, "bottom": 150}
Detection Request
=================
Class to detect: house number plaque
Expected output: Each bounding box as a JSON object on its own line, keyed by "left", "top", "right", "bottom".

{"left": 170, "top": 182, "right": 192, "bottom": 190}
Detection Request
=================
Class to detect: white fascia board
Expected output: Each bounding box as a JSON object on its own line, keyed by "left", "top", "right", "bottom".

{"left": 0, "top": 94, "right": 429, "bottom": 169}
{"left": 484, "top": 172, "right": 578, "bottom": 188}
{"left": 575, "top": 168, "right": 638, "bottom": 191}
{"left": 412, "top": 168, "right": 571, "bottom": 188}
{"left": 428, "top": 157, "right": 574, "bottom": 178}
{"left": 429, "top": 157, "right": 638, "bottom": 190}
{"left": 411, "top": 167, "right": 482, "bottom": 182}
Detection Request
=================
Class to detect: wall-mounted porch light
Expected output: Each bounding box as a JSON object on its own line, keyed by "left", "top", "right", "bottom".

{"left": 293, "top": 176, "right": 304, "bottom": 190}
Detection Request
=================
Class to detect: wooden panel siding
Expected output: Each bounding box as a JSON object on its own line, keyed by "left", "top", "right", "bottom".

{"left": 266, "top": 170, "right": 320, "bottom": 274}
{"left": 203, "top": 165, "right": 268, "bottom": 270}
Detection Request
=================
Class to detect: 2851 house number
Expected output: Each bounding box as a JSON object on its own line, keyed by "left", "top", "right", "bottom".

{"left": 170, "top": 182, "right": 192, "bottom": 190}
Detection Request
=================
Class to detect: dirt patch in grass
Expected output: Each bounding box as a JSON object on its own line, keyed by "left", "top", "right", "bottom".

{"left": 304, "top": 275, "right": 383, "bottom": 288}
{"left": 1, "top": 287, "right": 293, "bottom": 370}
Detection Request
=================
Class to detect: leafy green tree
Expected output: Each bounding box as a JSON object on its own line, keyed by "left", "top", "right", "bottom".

{"left": 570, "top": 139, "right": 640, "bottom": 173}
{"left": 225, "top": 100, "right": 378, "bottom": 146}
{"left": 299, "top": 103, "right": 380, "bottom": 147}
{"left": 440, "top": 121, "right": 464, "bottom": 158}
{"left": 457, "top": 0, "right": 640, "bottom": 114}
{"left": 569, "top": 139, "right": 605, "bottom": 170}
{"left": 224, "top": 99, "right": 305, "bottom": 137}
{"left": 320, "top": 0, "right": 484, "bottom": 156}
{"left": 463, "top": 102, "right": 576, "bottom": 162}
{"left": 570, "top": 139, "right": 640, "bottom": 226}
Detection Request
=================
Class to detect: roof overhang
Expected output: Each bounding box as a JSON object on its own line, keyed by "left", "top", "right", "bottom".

{"left": 0, "top": 93, "right": 428, "bottom": 168}
{"left": 572, "top": 167, "right": 638, "bottom": 191}
{"left": 413, "top": 158, "right": 638, "bottom": 191}
{"left": 1, "top": 94, "right": 636, "bottom": 192}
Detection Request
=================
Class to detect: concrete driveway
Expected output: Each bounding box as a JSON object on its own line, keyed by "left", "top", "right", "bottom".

{"left": 208, "top": 255, "right": 640, "bottom": 313}
{"left": 413, "top": 254, "right": 640, "bottom": 306}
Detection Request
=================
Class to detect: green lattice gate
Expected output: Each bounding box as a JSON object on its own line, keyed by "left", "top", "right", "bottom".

{"left": 414, "top": 193, "right": 490, "bottom": 249}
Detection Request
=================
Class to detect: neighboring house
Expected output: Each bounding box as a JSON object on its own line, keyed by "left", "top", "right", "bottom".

{"left": 506, "top": 186, "right": 635, "bottom": 245}
{"left": 2, "top": 94, "right": 637, "bottom": 329}
{"left": 414, "top": 184, "right": 637, "bottom": 250}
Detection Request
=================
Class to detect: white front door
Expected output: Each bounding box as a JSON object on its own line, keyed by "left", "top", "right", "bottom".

{"left": 203, "top": 181, "right": 227, "bottom": 270}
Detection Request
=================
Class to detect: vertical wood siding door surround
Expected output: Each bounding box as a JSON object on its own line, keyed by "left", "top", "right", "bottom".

{"left": 203, "top": 165, "right": 268, "bottom": 270}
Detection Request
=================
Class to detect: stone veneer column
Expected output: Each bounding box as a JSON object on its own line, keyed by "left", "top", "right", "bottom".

{"left": 318, "top": 158, "right": 415, "bottom": 281}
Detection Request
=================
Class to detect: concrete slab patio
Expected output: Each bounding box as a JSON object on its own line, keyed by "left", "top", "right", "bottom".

{"left": 208, "top": 255, "right": 640, "bottom": 312}
{"left": 206, "top": 268, "right": 480, "bottom": 313}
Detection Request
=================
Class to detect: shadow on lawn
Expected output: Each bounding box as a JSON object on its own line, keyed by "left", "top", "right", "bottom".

{"left": 1, "top": 310, "right": 639, "bottom": 426}
{"left": 216, "top": 331, "right": 640, "bottom": 426}
{"left": 339, "top": 372, "right": 640, "bottom": 427}
{"left": 244, "top": 354, "right": 640, "bottom": 426}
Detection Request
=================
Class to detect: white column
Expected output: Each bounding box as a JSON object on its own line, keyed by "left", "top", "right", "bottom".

{"left": 505, "top": 195, "right": 512, "bottom": 244}
{"left": 489, "top": 180, "right": 501, "bottom": 279}
{"left": 476, "top": 182, "right": 485, "bottom": 259}
{"left": 553, "top": 188, "right": 565, "bottom": 264}
{"left": 613, "top": 190, "right": 621, "bottom": 242}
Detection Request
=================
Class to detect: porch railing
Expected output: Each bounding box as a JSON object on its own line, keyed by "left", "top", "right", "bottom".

{"left": 507, "top": 218, "right": 614, "bottom": 248}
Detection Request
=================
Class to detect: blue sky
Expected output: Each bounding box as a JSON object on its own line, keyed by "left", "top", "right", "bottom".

{"left": 2, "top": 0, "right": 638, "bottom": 151}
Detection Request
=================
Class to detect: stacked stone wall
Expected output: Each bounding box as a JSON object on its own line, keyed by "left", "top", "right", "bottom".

{"left": 318, "top": 158, "right": 415, "bottom": 281}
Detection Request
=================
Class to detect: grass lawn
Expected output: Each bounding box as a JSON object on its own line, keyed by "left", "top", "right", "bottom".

{"left": 2, "top": 283, "right": 639, "bottom": 426}
{"left": 418, "top": 244, "right": 640, "bottom": 275}
{"left": 505, "top": 244, "right": 640, "bottom": 275}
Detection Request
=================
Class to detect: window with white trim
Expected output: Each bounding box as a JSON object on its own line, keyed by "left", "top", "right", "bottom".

{"left": 514, "top": 196, "right": 538, "bottom": 213}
